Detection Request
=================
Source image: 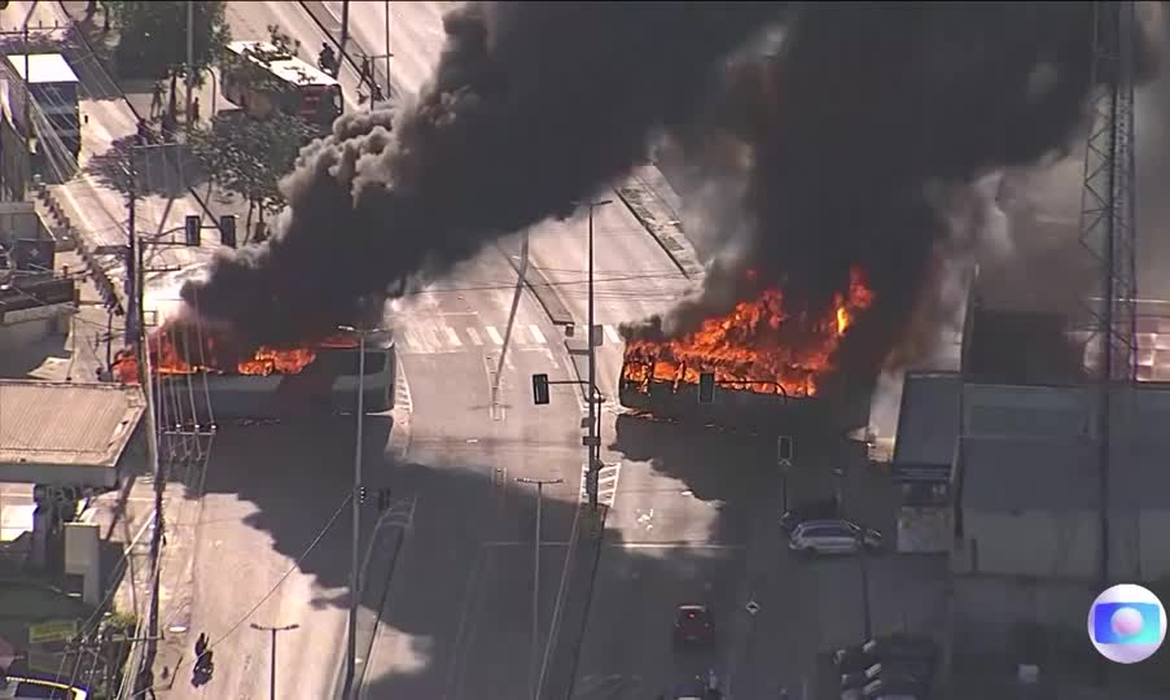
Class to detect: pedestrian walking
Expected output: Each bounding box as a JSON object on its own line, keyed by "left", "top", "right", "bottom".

{"left": 359, "top": 56, "right": 372, "bottom": 89}
{"left": 191, "top": 97, "right": 201, "bottom": 125}
{"left": 194, "top": 632, "right": 208, "bottom": 657}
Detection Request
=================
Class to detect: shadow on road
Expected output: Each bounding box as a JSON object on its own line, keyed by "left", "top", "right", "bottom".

{"left": 84, "top": 134, "right": 208, "bottom": 198}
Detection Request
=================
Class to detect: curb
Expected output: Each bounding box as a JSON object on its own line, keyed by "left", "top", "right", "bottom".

{"left": 613, "top": 165, "right": 705, "bottom": 280}
{"left": 332, "top": 520, "right": 406, "bottom": 700}
{"left": 494, "top": 239, "right": 574, "bottom": 327}
{"left": 539, "top": 504, "right": 609, "bottom": 700}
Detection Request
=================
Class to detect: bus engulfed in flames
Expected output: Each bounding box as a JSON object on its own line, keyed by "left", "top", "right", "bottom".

{"left": 111, "top": 327, "right": 396, "bottom": 418}
{"left": 619, "top": 268, "right": 876, "bottom": 430}
{"left": 112, "top": 331, "right": 360, "bottom": 384}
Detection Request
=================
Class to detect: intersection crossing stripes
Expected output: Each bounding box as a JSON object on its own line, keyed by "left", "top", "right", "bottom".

{"left": 395, "top": 318, "right": 628, "bottom": 355}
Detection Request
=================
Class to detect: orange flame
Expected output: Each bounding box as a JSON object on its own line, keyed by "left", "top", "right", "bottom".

{"left": 622, "top": 268, "right": 875, "bottom": 397}
{"left": 112, "top": 329, "right": 363, "bottom": 384}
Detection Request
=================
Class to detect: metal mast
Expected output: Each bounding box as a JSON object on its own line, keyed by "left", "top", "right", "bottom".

{"left": 1077, "top": 0, "right": 1138, "bottom": 587}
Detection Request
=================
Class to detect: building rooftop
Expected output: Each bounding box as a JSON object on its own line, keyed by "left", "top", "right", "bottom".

{"left": 226, "top": 41, "right": 339, "bottom": 88}
{"left": 0, "top": 380, "right": 145, "bottom": 473}
{"left": 893, "top": 372, "right": 962, "bottom": 467}
{"left": 958, "top": 382, "right": 1170, "bottom": 512}
{"left": 4, "top": 53, "right": 80, "bottom": 85}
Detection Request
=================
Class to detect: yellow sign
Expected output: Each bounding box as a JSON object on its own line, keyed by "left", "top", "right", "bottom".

{"left": 28, "top": 619, "right": 78, "bottom": 644}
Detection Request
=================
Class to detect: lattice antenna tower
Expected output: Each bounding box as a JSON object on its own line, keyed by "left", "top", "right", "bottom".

{"left": 1079, "top": 0, "right": 1139, "bottom": 382}
{"left": 1077, "top": 0, "right": 1139, "bottom": 587}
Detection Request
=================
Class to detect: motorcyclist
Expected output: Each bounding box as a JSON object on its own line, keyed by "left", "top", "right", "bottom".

{"left": 196, "top": 648, "right": 214, "bottom": 672}
{"left": 317, "top": 43, "right": 337, "bottom": 74}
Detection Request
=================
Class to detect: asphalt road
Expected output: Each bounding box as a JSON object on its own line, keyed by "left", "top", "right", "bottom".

{"left": 154, "top": 417, "right": 389, "bottom": 699}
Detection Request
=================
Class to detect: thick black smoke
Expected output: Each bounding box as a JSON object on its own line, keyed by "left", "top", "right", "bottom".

{"left": 631, "top": 2, "right": 1121, "bottom": 378}
{"left": 183, "top": 0, "right": 1158, "bottom": 387}
{"left": 180, "top": 1, "right": 785, "bottom": 347}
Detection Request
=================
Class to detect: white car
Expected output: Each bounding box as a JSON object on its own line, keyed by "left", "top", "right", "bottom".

{"left": 788, "top": 519, "right": 883, "bottom": 556}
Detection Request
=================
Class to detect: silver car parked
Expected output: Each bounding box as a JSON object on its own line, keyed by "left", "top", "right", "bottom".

{"left": 788, "top": 519, "right": 882, "bottom": 556}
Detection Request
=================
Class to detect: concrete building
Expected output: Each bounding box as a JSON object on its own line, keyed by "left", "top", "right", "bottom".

{"left": 0, "top": 380, "right": 146, "bottom": 573}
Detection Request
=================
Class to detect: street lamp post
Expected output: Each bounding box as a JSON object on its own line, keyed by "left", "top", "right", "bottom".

{"left": 855, "top": 529, "right": 873, "bottom": 640}
{"left": 516, "top": 476, "right": 562, "bottom": 700}
{"left": 338, "top": 323, "right": 385, "bottom": 698}
{"left": 585, "top": 199, "right": 611, "bottom": 509}
{"left": 250, "top": 622, "right": 299, "bottom": 700}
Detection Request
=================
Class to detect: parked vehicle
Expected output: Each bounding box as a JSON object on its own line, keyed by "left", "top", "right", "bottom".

{"left": 788, "top": 520, "right": 882, "bottom": 556}
{"left": 672, "top": 603, "right": 715, "bottom": 648}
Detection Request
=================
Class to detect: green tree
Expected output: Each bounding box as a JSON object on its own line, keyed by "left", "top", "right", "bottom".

{"left": 189, "top": 111, "right": 311, "bottom": 239}
{"left": 107, "top": 1, "right": 231, "bottom": 82}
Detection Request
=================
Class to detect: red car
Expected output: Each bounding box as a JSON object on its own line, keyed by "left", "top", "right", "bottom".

{"left": 673, "top": 603, "right": 715, "bottom": 647}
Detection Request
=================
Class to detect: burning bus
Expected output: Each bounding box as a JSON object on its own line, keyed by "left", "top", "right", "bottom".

{"left": 618, "top": 268, "right": 877, "bottom": 432}
{"left": 112, "top": 328, "right": 395, "bottom": 419}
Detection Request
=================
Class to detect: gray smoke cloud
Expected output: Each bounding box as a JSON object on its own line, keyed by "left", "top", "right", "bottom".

{"left": 179, "top": 1, "right": 785, "bottom": 348}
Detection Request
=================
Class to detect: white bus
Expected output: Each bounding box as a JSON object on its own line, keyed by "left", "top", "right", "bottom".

{"left": 221, "top": 41, "right": 341, "bottom": 132}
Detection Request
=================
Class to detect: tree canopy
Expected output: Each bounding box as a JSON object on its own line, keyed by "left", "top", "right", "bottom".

{"left": 189, "top": 111, "right": 311, "bottom": 236}
{"left": 108, "top": 1, "right": 231, "bottom": 81}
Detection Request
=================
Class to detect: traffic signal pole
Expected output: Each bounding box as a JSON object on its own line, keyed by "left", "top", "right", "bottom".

{"left": 585, "top": 200, "right": 611, "bottom": 510}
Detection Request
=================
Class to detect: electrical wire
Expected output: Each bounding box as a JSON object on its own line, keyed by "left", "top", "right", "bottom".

{"left": 207, "top": 489, "right": 352, "bottom": 650}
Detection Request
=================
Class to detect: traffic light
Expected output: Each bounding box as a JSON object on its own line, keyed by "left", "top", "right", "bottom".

{"left": 184, "top": 215, "right": 201, "bottom": 246}
{"left": 698, "top": 372, "right": 716, "bottom": 404}
{"left": 532, "top": 373, "right": 550, "bottom": 405}
{"left": 377, "top": 487, "right": 392, "bottom": 512}
{"left": 777, "top": 435, "right": 793, "bottom": 463}
{"left": 220, "top": 215, "right": 237, "bottom": 248}
{"left": 358, "top": 485, "right": 368, "bottom": 505}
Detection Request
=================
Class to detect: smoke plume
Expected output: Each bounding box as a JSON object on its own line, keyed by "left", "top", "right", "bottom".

{"left": 180, "top": 1, "right": 785, "bottom": 347}
{"left": 630, "top": 2, "right": 1145, "bottom": 383}
{"left": 182, "top": 0, "right": 1160, "bottom": 387}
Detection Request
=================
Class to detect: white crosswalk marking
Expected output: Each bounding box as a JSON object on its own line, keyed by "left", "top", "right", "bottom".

{"left": 466, "top": 327, "right": 484, "bottom": 345}
{"left": 444, "top": 327, "right": 463, "bottom": 347}
{"left": 528, "top": 324, "right": 547, "bottom": 345}
{"left": 403, "top": 329, "right": 424, "bottom": 351}
{"left": 604, "top": 324, "right": 622, "bottom": 345}
{"left": 485, "top": 326, "right": 505, "bottom": 345}
{"left": 580, "top": 462, "right": 622, "bottom": 508}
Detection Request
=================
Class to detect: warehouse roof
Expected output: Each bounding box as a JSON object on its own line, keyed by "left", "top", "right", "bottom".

{"left": 0, "top": 380, "right": 145, "bottom": 484}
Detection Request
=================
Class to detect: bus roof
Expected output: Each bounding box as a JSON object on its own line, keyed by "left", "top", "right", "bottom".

{"left": 226, "top": 41, "right": 340, "bottom": 88}
{"left": 4, "top": 53, "right": 80, "bottom": 85}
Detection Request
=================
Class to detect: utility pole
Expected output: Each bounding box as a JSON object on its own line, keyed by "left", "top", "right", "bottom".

{"left": 338, "top": 324, "right": 385, "bottom": 698}
{"left": 585, "top": 199, "right": 611, "bottom": 510}
{"left": 338, "top": 0, "right": 350, "bottom": 79}
{"left": 383, "top": 0, "right": 392, "bottom": 98}
{"left": 21, "top": 2, "right": 37, "bottom": 164}
{"left": 124, "top": 155, "right": 165, "bottom": 698}
{"left": 251, "top": 622, "right": 299, "bottom": 700}
{"left": 856, "top": 530, "right": 873, "bottom": 640}
{"left": 516, "top": 476, "right": 562, "bottom": 700}
{"left": 185, "top": 0, "right": 195, "bottom": 132}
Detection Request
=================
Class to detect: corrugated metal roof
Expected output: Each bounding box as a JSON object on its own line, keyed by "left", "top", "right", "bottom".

{"left": 893, "top": 372, "right": 961, "bottom": 466}
{"left": 0, "top": 380, "right": 145, "bottom": 468}
{"left": 4, "top": 54, "right": 80, "bottom": 85}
